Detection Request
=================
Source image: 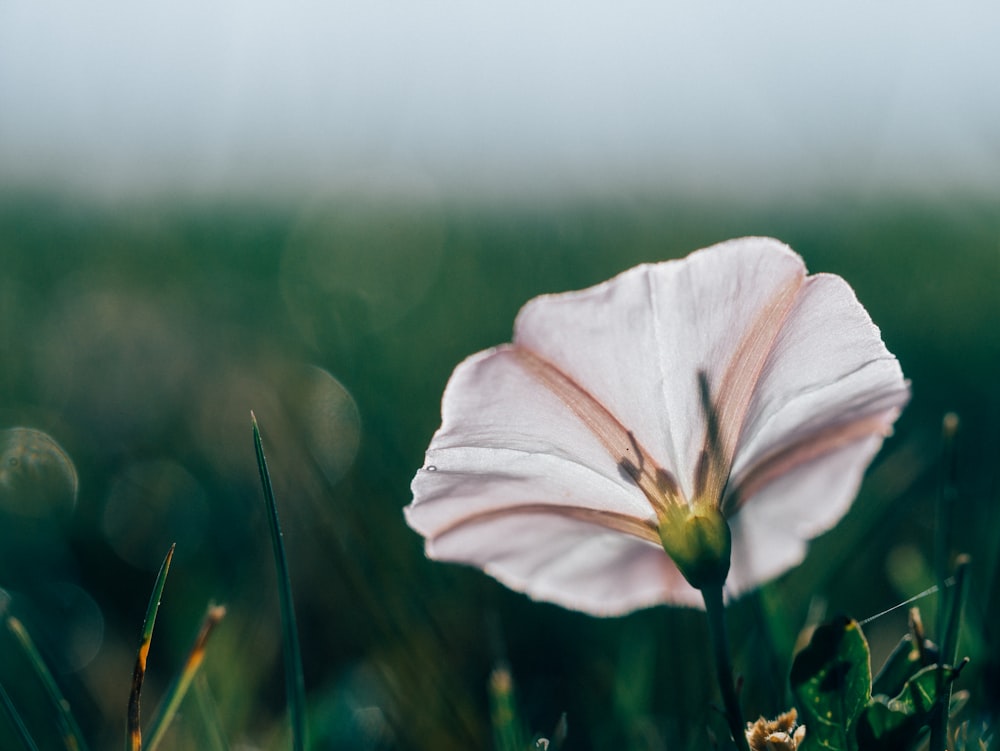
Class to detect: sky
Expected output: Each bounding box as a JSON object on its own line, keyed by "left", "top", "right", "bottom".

{"left": 1, "top": 1, "right": 998, "bottom": 200}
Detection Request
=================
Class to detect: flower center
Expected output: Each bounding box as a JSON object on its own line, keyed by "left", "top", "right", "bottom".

{"left": 657, "top": 503, "right": 732, "bottom": 591}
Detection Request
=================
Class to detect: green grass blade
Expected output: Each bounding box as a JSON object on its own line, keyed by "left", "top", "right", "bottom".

{"left": 127, "top": 544, "right": 176, "bottom": 751}
{"left": 935, "top": 413, "right": 959, "bottom": 641}
{"left": 144, "top": 604, "right": 227, "bottom": 751}
{"left": 931, "top": 414, "right": 964, "bottom": 751}
{"left": 0, "top": 679, "right": 41, "bottom": 751}
{"left": 941, "top": 556, "right": 970, "bottom": 669}
{"left": 6, "top": 616, "right": 90, "bottom": 751}
{"left": 252, "top": 412, "right": 307, "bottom": 751}
{"left": 192, "top": 672, "right": 230, "bottom": 751}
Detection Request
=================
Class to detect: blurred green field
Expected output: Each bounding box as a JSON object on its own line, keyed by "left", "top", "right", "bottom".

{"left": 0, "top": 189, "right": 998, "bottom": 750}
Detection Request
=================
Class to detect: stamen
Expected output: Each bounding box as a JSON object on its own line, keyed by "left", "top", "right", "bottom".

{"left": 693, "top": 448, "right": 710, "bottom": 500}
{"left": 696, "top": 370, "right": 729, "bottom": 508}
{"left": 512, "top": 345, "right": 684, "bottom": 516}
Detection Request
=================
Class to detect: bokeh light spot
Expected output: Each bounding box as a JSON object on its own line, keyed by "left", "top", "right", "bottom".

{"left": 45, "top": 583, "right": 105, "bottom": 673}
{"left": 15, "top": 583, "right": 105, "bottom": 674}
{"left": 102, "top": 459, "right": 209, "bottom": 570}
{"left": 0, "top": 428, "right": 78, "bottom": 519}
{"left": 885, "top": 543, "right": 931, "bottom": 597}
{"left": 283, "top": 365, "right": 361, "bottom": 487}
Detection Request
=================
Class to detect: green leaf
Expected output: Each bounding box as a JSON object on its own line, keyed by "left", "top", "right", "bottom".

{"left": 790, "top": 616, "right": 872, "bottom": 751}
{"left": 871, "top": 633, "right": 937, "bottom": 699}
{"left": 856, "top": 662, "right": 965, "bottom": 751}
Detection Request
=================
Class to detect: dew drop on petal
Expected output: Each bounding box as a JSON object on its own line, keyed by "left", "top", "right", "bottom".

{"left": 425, "top": 465, "right": 437, "bottom": 472}
{"left": 0, "top": 428, "right": 78, "bottom": 519}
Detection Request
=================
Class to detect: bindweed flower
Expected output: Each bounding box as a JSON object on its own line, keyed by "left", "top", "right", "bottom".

{"left": 405, "top": 238, "right": 909, "bottom": 616}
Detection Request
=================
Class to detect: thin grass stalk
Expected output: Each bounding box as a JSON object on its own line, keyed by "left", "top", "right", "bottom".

{"left": 127, "top": 544, "right": 176, "bottom": 751}
{"left": 252, "top": 412, "right": 308, "bottom": 751}
{"left": 935, "top": 413, "right": 959, "bottom": 633}
{"left": 144, "top": 604, "right": 227, "bottom": 751}
{"left": 931, "top": 413, "right": 960, "bottom": 751}
{"left": 934, "top": 556, "right": 970, "bottom": 751}
{"left": 6, "top": 616, "right": 90, "bottom": 751}
{"left": 192, "top": 672, "right": 230, "bottom": 751}
{"left": 0, "top": 679, "right": 41, "bottom": 751}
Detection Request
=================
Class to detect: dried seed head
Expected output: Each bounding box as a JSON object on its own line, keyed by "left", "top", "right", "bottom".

{"left": 745, "top": 709, "right": 806, "bottom": 751}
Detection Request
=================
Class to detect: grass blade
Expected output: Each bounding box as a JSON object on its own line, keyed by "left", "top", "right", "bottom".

{"left": 127, "top": 544, "right": 176, "bottom": 751}
{"left": 6, "top": 616, "right": 90, "bottom": 751}
{"left": 0, "top": 679, "right": 41, "bottom": 751}
{"left": 931, "top": 413, "right": 963, "bottom": 751}
{"left": 144, "top": 604, "right": 227, "bottom": 751}
{"left": 252, "top": 411, "right": 307, "bottom": 751}
{"left": 192, "top": 672, "right": 230, "bottom": 751}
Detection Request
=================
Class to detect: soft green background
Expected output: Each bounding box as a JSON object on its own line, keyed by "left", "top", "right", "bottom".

{"left": 0, "top": 190, "right": 998, "bottom": 749}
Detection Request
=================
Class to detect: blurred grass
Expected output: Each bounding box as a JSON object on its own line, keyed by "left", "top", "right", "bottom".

{"left": 0, "top": 188, "right": 997, "bottom": 749}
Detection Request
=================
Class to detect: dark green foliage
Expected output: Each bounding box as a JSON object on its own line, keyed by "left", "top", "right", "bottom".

{"left": 871, "top": 634, "right": 937, "bottom": 700}
{"left": 1, "top": 193, "right": 998, "bottom": 749}
{"left": 790, "top": 613, "right": 970, "bottom": 751}
{"left": 791, "top": 617, "right": 871, "bottom": 751}
{"left": 857, "top": 662, "right": 966, "bottom": 750}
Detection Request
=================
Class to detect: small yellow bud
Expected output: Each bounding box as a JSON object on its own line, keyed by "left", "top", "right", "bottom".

{"left": 657, "top": 504, "right": 731, "bottom": 591}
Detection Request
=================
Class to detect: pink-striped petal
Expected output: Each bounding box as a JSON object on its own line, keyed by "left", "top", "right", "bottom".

{"left": 425, "top": 507, "right": 700, "bottom": 615}
{"left": 724, "top": 273, "right": 909, "bottom": 519}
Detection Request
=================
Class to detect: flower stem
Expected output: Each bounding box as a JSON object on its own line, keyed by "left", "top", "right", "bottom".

{"left": 702, "top": 584, "right": 749, "bottom": 751}
{"left": 930, "top": 413, "right": 960, "bottom": 751}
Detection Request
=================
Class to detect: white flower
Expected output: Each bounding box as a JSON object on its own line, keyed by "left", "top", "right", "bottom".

{"left": 405, "top": 238, "right": 909, "bottom": 616}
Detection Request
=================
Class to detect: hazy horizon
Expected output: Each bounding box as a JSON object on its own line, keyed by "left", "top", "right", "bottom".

{"left": 2, "top": 1, "right": 998, "bottom": 200}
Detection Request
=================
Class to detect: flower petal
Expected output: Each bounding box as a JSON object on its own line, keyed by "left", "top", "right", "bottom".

{"left": 405, "top": 346, "right": 701, "bottom": 613}
{"left": 726, "top": 434, "right": 887, "bottom": 596}
{"left": 725, "top": 273, "right": 909, "bottom": 521}
{"left": 407, "top": 347, "right": 657, "bottom": 533}
{"left": 513, "top": 236, "right": 806, "bottom": 501}
{"left": 425, "top": 508, "right": 700, "bottom": 615}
